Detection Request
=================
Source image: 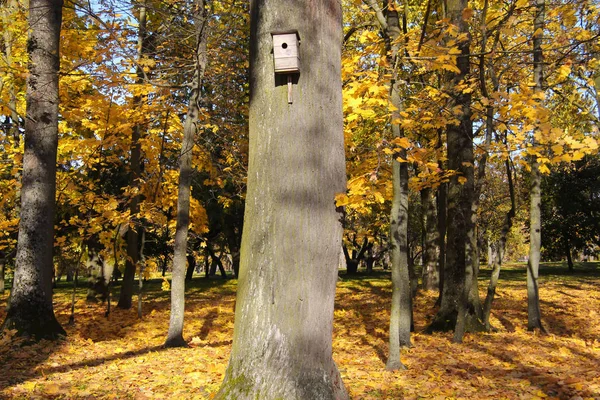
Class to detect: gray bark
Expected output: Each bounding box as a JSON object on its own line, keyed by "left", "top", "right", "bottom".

{"left": 214, "top": 0, "right": 348, "bottom": 397}
{"left": 527, "top": 0, "right": 545, "bottom": 332}
{"left": 363, "top": 0, "right": 411, "bottom": 371}
{"left": 118, "top": 0, "right": 147, "bottom": 310}
{"left": 427, "top": 0, "right": 484, "bottom": 340}
{"left": 483, "top": 158, "right": 515, "bottom": 329}
{"left": 165, "top": 0, "right": 207, "bottom": 347}
{"left": 421, "top": 188, "right": 439, "bottom": 290}
{"left": 1, "top": 0, "right": 65, "bottom": 340}
{"left": 436, "top": 156, "right": 447, "bottom": 305}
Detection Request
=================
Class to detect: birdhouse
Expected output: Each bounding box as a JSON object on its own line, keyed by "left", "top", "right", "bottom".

{"left": 272, "top": 31, "right": 300, "bottom": 74}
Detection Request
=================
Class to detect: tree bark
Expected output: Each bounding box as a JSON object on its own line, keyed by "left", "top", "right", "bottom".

{"left": 362, "top": 0, "right": 412, "bottom": 371}
{"left": 427, "top": 0, "right": 484, "bottom": 340}
{"left": 1, "top": 0, "right": 65, "bottom": 340}
{"left": 165, "top": 0, "right": 207, "bottom": 348}
{"left": 436, "top": 168, "right": 447, "bottom": 305}
{"left": 527, "top": 0, "right": 545, "bottom": 332}
{"left": 564, "top": 237, "right": 574, "bottom": 272}
{"left": 118, "top": 0, "right": 147, "bottom": 310}
{"left": 185, "top": 254, "right": 196, "bottom": 281}
{"left": 0, "top": 257, "right": 5, "bottom": 294}
{"left": 483, "top": 157, "right": 516, "bottom": 329}
{"left": 214, "top": 0, "right": 348, "bottom": 397}
{"left": 421, "top": 188, "right": 439, "bottom": 290}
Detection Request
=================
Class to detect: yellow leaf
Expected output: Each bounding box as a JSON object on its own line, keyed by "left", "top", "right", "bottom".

{"left": 335, "top": 193, "right": 350, "bottom": 207}
{"left": 392, "top": 137, "right": 411, "bottom": 148}
{"left": 44, "top": 384, "right": 61, "bottom": 395}
{"left": 572, "top": 150, "right": 584, "bottom": 161}
{"left": 551, "top": 144, "right": 563, "bottom": 155}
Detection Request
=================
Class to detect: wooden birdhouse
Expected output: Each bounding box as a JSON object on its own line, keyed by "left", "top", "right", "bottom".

{"left": 272, "top": 31, "right": 300, "bottom": 74}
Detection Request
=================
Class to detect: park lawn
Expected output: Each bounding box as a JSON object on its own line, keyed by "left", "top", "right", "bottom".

{"left": 1, "top": 263, "right": 599, "bottom": 399}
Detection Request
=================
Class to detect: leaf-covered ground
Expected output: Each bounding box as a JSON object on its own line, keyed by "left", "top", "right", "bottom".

{"left": 1, "top": 263, "right": 599, "bottom": 399}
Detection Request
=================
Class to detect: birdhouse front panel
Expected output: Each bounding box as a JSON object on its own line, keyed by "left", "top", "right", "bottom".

{"left": 272, "top": 32, "right": 300, "bottom": 73}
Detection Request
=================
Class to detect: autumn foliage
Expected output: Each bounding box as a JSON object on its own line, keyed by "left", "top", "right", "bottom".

{"left": 1, "top": 264, "right": 599, "bottom": 399}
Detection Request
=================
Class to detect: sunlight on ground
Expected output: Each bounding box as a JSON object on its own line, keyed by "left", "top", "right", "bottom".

{"left": 0, "top": 265, "right": 599, "bottom": 399}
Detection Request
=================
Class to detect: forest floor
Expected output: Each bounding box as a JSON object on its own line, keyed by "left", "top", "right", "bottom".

{"left": 1, "top": 262, "right": 599, "bottom": 399}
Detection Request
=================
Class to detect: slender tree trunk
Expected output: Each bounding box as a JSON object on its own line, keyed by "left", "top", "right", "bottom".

{"left": 165, "top": 0, "right": 207, "bottom": 348}
{"left": 362, "top": 0, "right": 411, "bottom": 371}
{"left": 208, "top": 248, "right": 228, "bottom": 279}
{"left": 1, "top": 0, "right": 65, "bottom": 340}
{"left": 436, "top": 179, "right": 447, "bottom": 305}
{"left": 564, "top": 237, "right": 574, "bottom": 272}
{"left": 162, "top": 213, "right": 170, "bottom": 277}
{"left": 118, "top": 0, "right": 147, "bottom": 310}
{"left": 387, "top": 147, "right": 411, "bottom": 370}
{"left": 421, "top": 188, "right": 439, "bottom": 290}
{"left": 435, "top": 127, "right": 447, "bottom": 305}
{"left": 215, "top": 0, "right": 348, "bottom": 397}
{"left": 137, "top": 229, "right": 145, "bottom": 318}
{"left": 225, "top": 230, "right": 241, "bottom": 278}
{"left": 185, "top": 254, "right": 196, "bottom": 281}
{"left": 0, "top": 257, "right": 5, "bottom": 294}
{"left": 483, "top": 156, "right": 516, "bottom": 329}
{"left": 527, "top": 0, "right": 545, "bottom": 332}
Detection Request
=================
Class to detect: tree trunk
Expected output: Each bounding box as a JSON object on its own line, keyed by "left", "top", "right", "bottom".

{"left": 428, "top": 0, "right": 484, "bottom": 339}
{"left": 527, "top": 0, "right": 545, "bottom": 332}
{"left": 387, "top": 147, "right": 411, "bottom": 370}
{"left": 421, "top": 188, "right": 439, "bottom": 290}
{"left": 137, "top": 229, "right": 145, "bottom": 318}
{"left": 436, "top": 183, "right": 447, "bottom": 303}
{"left": 0, "top": 257, "right": 5, "bottom": 294}
{"left": 165, "top": 0, "right": 207, "bottom": 348}
{"left": 1, "top": 0, "right": 65, "bottom": 340}
{"left": 564, "top": 237, "right": 574, "bottom": 272}
{"left": 362, "top": 0, "right": 412, "bottom": 371}
{"left": 225, "top": 230, "right": 241, "bottom": 278}
{"left": 118, "top": 0, "right": 147, "bottom": 310}
{"left": 214, "top": 0, "right": 348, "bottom": 397}
{"left": 206, "top": 247, "right": 228, "bottom": 279}
{"left": 483, "top": 156, "right": 516, "bottom": 329}
{"left": 185, "top": 254, "right": 196, "bottom": 281}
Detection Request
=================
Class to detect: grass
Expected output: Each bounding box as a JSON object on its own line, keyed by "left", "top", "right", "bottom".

{"left": 0, "top": 262, "right": 599, "bottom": 399}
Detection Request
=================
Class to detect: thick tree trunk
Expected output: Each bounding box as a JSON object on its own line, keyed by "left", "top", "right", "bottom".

{"left": 118, "top": 0, "right": 147, "bottom": 310}
{"left": 428, "top": 0, "right": 484, "bottom": 339}
{"left": 1, "top": 0, "right": 65, "bottom": 340}
{"left": 165, "top": 0, "right": 207, "bottom": 348}
{"left": 214, "top": 0, "right": 348, "bottom": 397}
{"left": 527, "top": 0, "right": 545, "bottom": 332}
{"left": 421, "top": 188, "right": 439, "bottom": 290}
